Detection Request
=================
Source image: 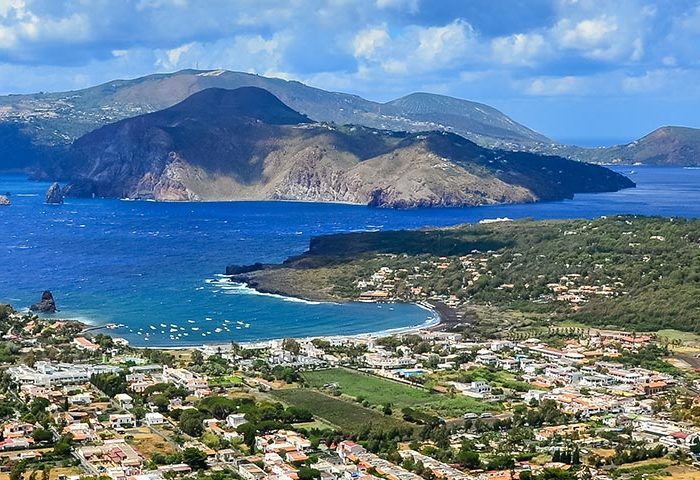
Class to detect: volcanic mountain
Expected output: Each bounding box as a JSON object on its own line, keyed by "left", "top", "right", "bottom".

{"left": 38, "top": 87, "right": 634, "bottom": 207}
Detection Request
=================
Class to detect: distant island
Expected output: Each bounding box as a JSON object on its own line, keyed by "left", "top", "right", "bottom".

{"left": 231, "top": 215, "right": 700, "bottom": 335}
{"left": 32, "top": 87, "right": 633, "bottom": 207}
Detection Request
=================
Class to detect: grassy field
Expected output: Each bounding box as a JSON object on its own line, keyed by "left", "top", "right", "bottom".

{"left": 303, "top": 368, "right": 431, "bottom": 406}
{"left": 208, "top": 374, "right": 243, "bottom": 386}
{"left": 302, "top": 368, "right": 495, "bottom": 418}
{"left": 271, "top": 388, "right": 414, "bottom": 433}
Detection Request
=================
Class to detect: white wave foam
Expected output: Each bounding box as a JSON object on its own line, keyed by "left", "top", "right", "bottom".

{"left": 214, "top": 280, "right": 328, "bottom": 305}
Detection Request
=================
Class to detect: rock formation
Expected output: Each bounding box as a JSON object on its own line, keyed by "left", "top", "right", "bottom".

{"left": 30, "top": 290, "right": 57, "bottom": 313}
{"left": 45, "top": 182, "right": 65, "bottom": 205}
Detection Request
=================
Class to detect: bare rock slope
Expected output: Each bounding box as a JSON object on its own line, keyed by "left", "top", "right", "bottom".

{"left": 38, "top": 87, "right": 634, "bottom": 208}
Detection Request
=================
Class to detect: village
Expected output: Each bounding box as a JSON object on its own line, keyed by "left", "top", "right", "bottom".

{"left": 0, "top": 302, "right": 700, "bottom": 480}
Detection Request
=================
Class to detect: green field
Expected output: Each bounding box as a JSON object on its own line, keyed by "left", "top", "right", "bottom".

{"left": 302, "top": 368, "right": 495, "bottom": 418}
{"left": 270, "top": 388, "right": 414, "bottom": 433}
{"left": 208, "top": 375, "right": 243, "bottom": 386}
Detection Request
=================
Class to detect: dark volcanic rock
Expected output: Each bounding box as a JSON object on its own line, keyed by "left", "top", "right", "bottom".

{"left": 45, "top": 182, "right": 65, "bottom": 205}
{"left": 30, "top": 290, "right": 57, "bottom": 313}
{"left": 0, "top": 195, "right": 9, "bottom": 206}
{"left": 225, "top": 263, "right": 264, "bottom": 275}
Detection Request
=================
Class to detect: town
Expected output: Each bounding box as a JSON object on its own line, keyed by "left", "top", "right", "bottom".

{"left": 0, "top": 302, "right": 699, "bottom": 480}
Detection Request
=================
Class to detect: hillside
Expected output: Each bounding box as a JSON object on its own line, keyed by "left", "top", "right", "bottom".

{"left": 234, "top": 216, "right": 700, "bottom": 333}
{"left": 37, "top": 87, "right": 633, "bottom": 207}
{"left": 0, "top": 69, "right": 549, "bottom": 170}
{"left": 587, "top": 126, "right": 700, "bottom": 166}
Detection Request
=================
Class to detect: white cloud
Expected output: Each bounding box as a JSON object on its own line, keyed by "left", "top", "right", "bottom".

{"left": 527, "top": 76, "right": 583, "bottom": 96}
{"left": 491, "top": 33, "right": 548, "bottom": 66}
{"left": 352, "top": 25, "right": 389, "bottom": 60}
{"left": 413, "top": 19, "right": 473, "bottom": 66}
{"left": 622, "top": 69, "right": 673, "bottom": 94}
{"left": 375, "top": 0, "right": 419, "bottom": 14}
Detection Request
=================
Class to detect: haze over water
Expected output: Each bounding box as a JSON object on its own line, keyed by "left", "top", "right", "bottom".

{"left": 1, "top": 166, "right": 698, "bottom": 346}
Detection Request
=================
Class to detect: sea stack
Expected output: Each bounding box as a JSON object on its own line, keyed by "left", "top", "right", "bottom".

{"left": 30, "top": 290, "right": 57, "bottom": 313}
{"left": 46, "top": 182, "right": 65, "bottom": 205}
{"left": 0, "top": 195, "right": 9, "bottom": 206}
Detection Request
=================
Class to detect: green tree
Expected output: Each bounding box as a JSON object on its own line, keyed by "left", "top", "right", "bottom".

{"left": 182, "top": 448, "right": 208, "bottom": 470}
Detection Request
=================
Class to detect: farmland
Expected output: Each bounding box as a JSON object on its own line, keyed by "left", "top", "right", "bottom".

{"left": 270, "top": 388, "right": 414, "bottom": 433}
{"left": 301, "top": 368, "right": 496, "bottom": 418}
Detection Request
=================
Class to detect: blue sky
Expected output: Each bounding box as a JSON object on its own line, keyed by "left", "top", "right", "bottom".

{"left": 0, "top": 0, "right": 698, "bottom": 145}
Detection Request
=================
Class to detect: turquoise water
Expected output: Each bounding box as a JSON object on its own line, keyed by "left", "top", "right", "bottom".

{"left": 1, "top": 166, "right": 698, "bottom": 346}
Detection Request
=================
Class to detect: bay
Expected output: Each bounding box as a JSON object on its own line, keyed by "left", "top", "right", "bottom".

{"left": 0, "top": 166, "right": 697, "bottom": 346}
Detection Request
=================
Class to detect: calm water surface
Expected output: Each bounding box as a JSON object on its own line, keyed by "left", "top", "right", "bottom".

{"left": 0, "top": 166, "right": 697, "bottom": 346}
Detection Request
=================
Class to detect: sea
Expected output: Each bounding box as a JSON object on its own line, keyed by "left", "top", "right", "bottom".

{"left": 1, "top": 166, "right": 698, "bottom": 347}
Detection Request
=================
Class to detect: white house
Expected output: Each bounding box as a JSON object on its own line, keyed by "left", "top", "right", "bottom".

{"left": 109, "top": 413, "right": 136, "bottom": 429}
{"left": 144, "top": 412, "right": 165, "bottom": 426}
{"left": 115, "top": 393, "right": 134, "bottom": 410}
{"left": 226, "top": 413, "right": 247, "bottom": 429}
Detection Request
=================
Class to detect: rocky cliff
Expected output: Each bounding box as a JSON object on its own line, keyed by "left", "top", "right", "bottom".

{"left": 38, "top": 87, "right": 634, "bottom": 208}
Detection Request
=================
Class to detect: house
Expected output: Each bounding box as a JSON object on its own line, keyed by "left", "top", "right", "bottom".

{"left": 226, "top": 413, "right": 247, "bottom": 429}
{"left": 68, "top": 393, "right": 92, "bottom": 405}
{"left": 144, "top": 412, "right": 165, "bottom": 426}
{"left": 115, "top": 393, "right": 134, "bottom": 410}
{"left": 74, "top": 337, "right": 100, "bottom": 352}
{"left": 109, "top": 413, "right": 136, "bottom": 429}
{"left": 238, "top": 463, "right": 267, "bottom": 480}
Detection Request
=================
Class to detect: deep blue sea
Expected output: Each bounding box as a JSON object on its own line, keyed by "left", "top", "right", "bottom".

{"left": 1, "top": 166, "right": 698, "bottom": 346}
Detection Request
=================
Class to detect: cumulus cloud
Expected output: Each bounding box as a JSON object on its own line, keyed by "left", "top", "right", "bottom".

{"left": 353, "top": 25, "right": 389, "bottom": 60}
{"left": 491, "top": 33, "right": 548, "bottom": 66}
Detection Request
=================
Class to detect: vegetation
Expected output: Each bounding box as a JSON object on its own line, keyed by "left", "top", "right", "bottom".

{"left": 270, "top": 389, "right": 414, "bottom": 434}
{"left": 251, "top": 216, "right": 700, "bottom": 333}
{"left": 301, "top": 368, "right": 494, "bottom": 418}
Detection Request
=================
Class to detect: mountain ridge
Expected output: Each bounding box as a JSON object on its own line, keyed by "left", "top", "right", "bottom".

{"left": 0, "top": 69, "right": 549, "bottom": 170}
{"left": 36, "top": 86, "right": 634, "bottom": 208}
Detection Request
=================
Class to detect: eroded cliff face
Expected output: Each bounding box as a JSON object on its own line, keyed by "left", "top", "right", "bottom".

{"left": 38, "top": 87, "right": 634, "bottom": 207}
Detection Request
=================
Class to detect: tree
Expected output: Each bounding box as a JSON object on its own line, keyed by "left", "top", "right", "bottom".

{"left": 182, "top": 448, "right": 208, "bottom": 470}
{"left": 282, "top": 338, "right": 301, "bottom": 355}
{"left": 178, "top": 409, "right": 205, "bottom": 437}
{"left": 9, "top": 462, "right": 26, "bottom": 480}
{"left": 190, "top": 351, "right": 204, "bottom": 366}
{"left": 455, "top": 449, "right": 481, "bottom": 470}
{"left": 297, "top": 467, "right": 321, "bottom": 480}
{"left": 32, "top": 429, "right": 53, "bottom": 443}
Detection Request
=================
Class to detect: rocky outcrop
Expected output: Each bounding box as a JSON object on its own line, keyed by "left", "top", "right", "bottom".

{"left": 0, "top": 195, "right": 9, "bottom": 206}
{"left": 225, "top": 263, "right": 265, "bottom": 275}
{"left": 38, "top": 87, "right": 634, "bottom": 208}
{"left": 45, "top": 182, "right": 65, "bottom": 205}
{"left": 30, "top": 290, "right": 57, "bottom": 313}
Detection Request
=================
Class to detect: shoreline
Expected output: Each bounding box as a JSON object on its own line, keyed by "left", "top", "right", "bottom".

{"left": 88, "top": 292, "right": 448, "bottom": 350}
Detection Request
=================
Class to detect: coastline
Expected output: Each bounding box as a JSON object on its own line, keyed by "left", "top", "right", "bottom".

{"left": 126, "top": 304, "right": 444, "bottom": 350}
{"left": 91, "top": 286, "right": 449, "bottom": 349}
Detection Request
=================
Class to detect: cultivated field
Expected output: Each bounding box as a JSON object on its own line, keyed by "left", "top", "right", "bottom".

{"left": 270, "top": 388, "right": 414, "bottom": 433}
{"left": 302, "top": 368, "right": 494, "bottom": 418}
